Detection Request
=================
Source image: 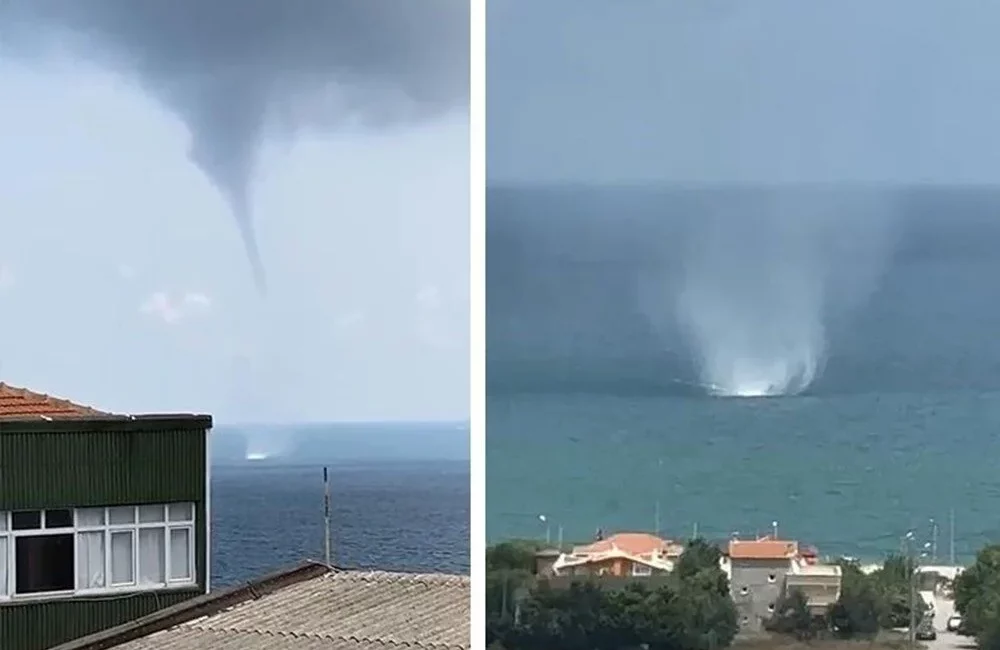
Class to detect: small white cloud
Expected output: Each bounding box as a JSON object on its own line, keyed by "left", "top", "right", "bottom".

{"left": 182, "top": 292, "right": 212, "bottom": 309}
{"left": 140, "top": 290, "right": 212, "bottom": 325}
{"left": 117, "top": 264, "right": 137, "bottom": 281}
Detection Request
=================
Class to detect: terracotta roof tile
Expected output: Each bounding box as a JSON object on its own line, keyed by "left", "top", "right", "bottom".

{"left": 574, "top": 532, "right": 676, "bottom": 557}
{"left": 728, "top": 538, "right": 799, "bottom": 560}
{"left": 0, "top": 383, "right": 111, "bottom": 420}
{"left": 112, "top": 569, "right": 470, "bottom": 650}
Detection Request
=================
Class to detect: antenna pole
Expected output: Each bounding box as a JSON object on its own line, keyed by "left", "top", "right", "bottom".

{"left": 323, "top": 466, "right": 332, "bottom": 566}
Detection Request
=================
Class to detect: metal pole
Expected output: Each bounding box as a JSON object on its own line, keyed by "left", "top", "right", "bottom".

{"left": 654, "top": 500, "right": 660, "bottom": 537}
{"left": 546, "top": 524, "right": 551, "bottom": 546}
{"left": 950, "top": 508, "right": 956, "bottom": 565}
{"left": 931, "top": 519, "right": 938, "bottom": 563}
{"left": 323, "top": 467, "right": 332, "bottom": 566}
{"left": 558, "top": 525, "right": 564, "bottom": 550}
{"left": 907, "top": 537, "right": 915, "bottom": 650}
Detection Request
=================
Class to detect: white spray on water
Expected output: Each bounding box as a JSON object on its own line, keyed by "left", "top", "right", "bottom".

{"left": 650, "top": 193, "right": 898, "bottom": 398}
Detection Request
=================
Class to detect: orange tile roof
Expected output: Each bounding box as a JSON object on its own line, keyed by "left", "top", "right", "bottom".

{"left": 0, "top": 383, "right": 111, "bottom": 420}
{"left": 574, "top": 532, "right": 676, "bottom": 557}
{"left": 728, "top": 537, "right": 799, "bottom": 560}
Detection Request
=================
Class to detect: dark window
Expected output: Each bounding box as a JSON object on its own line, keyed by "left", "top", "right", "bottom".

{"left": 11, "top": 511, "right": 42, "bottom": 530}
{"left": 15, "top": 534, "right": 75, "bottom": 594}
{"left": 44, "top": 509, "right": 73, "bottom": 528}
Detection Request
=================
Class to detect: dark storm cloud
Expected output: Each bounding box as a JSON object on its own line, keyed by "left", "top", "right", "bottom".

{"left": 0, "top": 0, "right": 469, "bottom": 292}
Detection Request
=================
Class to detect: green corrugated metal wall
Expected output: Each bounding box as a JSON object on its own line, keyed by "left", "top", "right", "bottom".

{"left": 0, "top": 425, "right": 208, "bottom": 650}
{"left": 1, "top": 589, "right": 201, "bottom": 650}
{"left": 0, "top": 429, "right": 204, "bottom": 509}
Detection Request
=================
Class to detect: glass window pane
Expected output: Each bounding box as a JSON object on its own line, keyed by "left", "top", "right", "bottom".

{"left": 108, "top": 507, "right": 136, "bottom": 525}
{"left": 138, "top": 529, "right": 165, "bottom": 584}
{"left": 77, "top": 531, "right": 106, "bottom": 589}
{"left": 15, "top": 534, "right": 74, "bottom": 593}
{"left": 167, "top": 503, "right": 194, "bottom": 523}
{"left": 11, "top": 511, "right": 41, "bottom": 530}
{"left": 138, "top": 505, "right": 165, "bottom": 524}
{"left": 77, "top": 508, "right": 105, "bottom": 527}
{"left": 110, "top": 531, "right": 134, "bottom": 585}
{"left": 0, "top": 536, "right": 7, "bottom": 596}
{"left": 0, "top": 512, "right": 7, "bottom": 533}
{"left": 44, "top": 509, "right": 73, "bottom": 529}
{"left": 168, "top": 528, "right": 192, "bottom": 581}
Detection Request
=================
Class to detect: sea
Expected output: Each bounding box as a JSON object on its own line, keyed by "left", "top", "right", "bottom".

{"left": 209, "top": 422, "right": 469, "bottom": 587}
{"left": 486, "top": 185, "right": 1000, "bottom": 563}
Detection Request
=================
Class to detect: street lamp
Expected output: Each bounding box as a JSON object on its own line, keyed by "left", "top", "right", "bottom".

{"left": 539, "top": 514, "right": 551, "bottom": 546}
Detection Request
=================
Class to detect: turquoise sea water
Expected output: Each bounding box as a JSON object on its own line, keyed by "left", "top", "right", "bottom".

{"left": 209, "top": 423, "right": 469, "bottom": 585}
{"left": 486, "top": 186, "right": 1000, "bottom": 562}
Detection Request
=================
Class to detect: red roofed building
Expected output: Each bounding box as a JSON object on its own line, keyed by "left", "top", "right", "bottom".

{"left": 727, "top": 535, "right": 840, "bottom": 633}
{"left": 544, "top": 532, "right": 684, "bottom": 578}
{"left": 0, "top": 383, "right": 110, "bottom": 420}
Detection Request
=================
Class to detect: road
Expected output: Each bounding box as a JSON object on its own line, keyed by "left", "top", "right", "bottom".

{"left": 926, "top": 598, "right": 976, "bottom": 650}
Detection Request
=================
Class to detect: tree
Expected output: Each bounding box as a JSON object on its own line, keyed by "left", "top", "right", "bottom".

{"left": 955, "top": 544, "right": 1000, "bottom": 643}
{"left": 512, "top": 579, "right": 620, "bottom": 650}
{"left": 486, "top": 541, "right": 544, "bottom": 646}
{"left": 674, "top": 538, "right": 730, "bottom": 597}
{"left": 829, "top": 561, "right": 880, "bottom": 639}
{"left": 767, "top": 588, "right": 821, "bottom": 640}
{"left": 506, "top": 558, "right": 737, "bottom": 650}
{"left": 663, "top": 540, "right": 737, "bottom": 649}
{"left": 870, "top": 554, "right": 919, "bottom": 629}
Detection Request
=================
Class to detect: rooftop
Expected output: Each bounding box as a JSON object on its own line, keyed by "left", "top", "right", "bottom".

{"left": 0, "top": 382, "right": 110, "bottom": 420}
{"left": 52, "top": 561, "right": 471, "bottom": 650}
{"left": 573, "top": 532, "right": 679, "bottom": 557}
{"left": 729, "top": 536, "right": 799, "bottom": 560}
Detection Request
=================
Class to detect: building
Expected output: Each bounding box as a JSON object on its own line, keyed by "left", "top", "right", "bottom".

{"left": 0, "top": 383, "right": 212, "bottom": 650}
{"left": 785, "top": 561, "right": 842, "bottom": 615}
{"left": 49, "top": 560, "right": 471, "bottom": 650}
{"left": 729, "top": 536, "right": 800, "bottom": 632}
{"left": 728, "top": 535, "right": 843, "bottom": 633}
{"left": 542, "top": 532, "right": 683, "bottom": 578}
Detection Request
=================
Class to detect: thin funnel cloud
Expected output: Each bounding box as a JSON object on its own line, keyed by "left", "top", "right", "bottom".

{"left": 0, "top": 0, "right": 469, "bottom": 293}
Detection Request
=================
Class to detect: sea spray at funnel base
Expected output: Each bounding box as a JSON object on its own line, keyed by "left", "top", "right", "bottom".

{"left": 652, "top": 202, "right": 899, "bottom": 398}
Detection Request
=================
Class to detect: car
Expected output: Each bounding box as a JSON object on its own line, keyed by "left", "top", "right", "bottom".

{"left": 947, "top": 614, "right": 962, "bottom": 632}
{"left": 916, "top": 628, "right": 937, "bottom": 641}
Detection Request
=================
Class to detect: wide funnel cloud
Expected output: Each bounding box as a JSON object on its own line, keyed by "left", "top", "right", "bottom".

{"left": 0, "top": 0, "right": 469, "bottom": 293}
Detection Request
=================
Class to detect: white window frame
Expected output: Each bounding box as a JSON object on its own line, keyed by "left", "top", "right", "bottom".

{"left": 0, "top": 504, "right": 197, "bottom": 601}
{"left": 632, "top": 562, "right": 653, "bottom": 576}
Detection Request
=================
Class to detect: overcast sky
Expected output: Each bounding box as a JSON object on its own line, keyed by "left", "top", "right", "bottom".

{"left": 0, "top": 60, "right": 468, "bottom": 423}
{"left": 488, "top": 0, "right": 1000, "bottom": 185}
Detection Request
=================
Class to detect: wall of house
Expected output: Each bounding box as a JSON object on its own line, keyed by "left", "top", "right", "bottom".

{"left": 0, "top": 419, "right": 209, "bottom": 650}
{"left": 785, "top": 575, "right": 841, "bottom": 611}
{"left": 730, "top": 559, "right": 792, "bottom": 633}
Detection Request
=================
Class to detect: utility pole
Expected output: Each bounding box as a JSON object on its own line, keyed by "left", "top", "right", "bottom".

{"left": 931, "top": 518, "right": 938, "bottom": 563}
{"left": 905, "top": 532, "right": 916, "bottom": 650}
{"left": 950, "top": 508, "right": 956, "bottom": 565}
